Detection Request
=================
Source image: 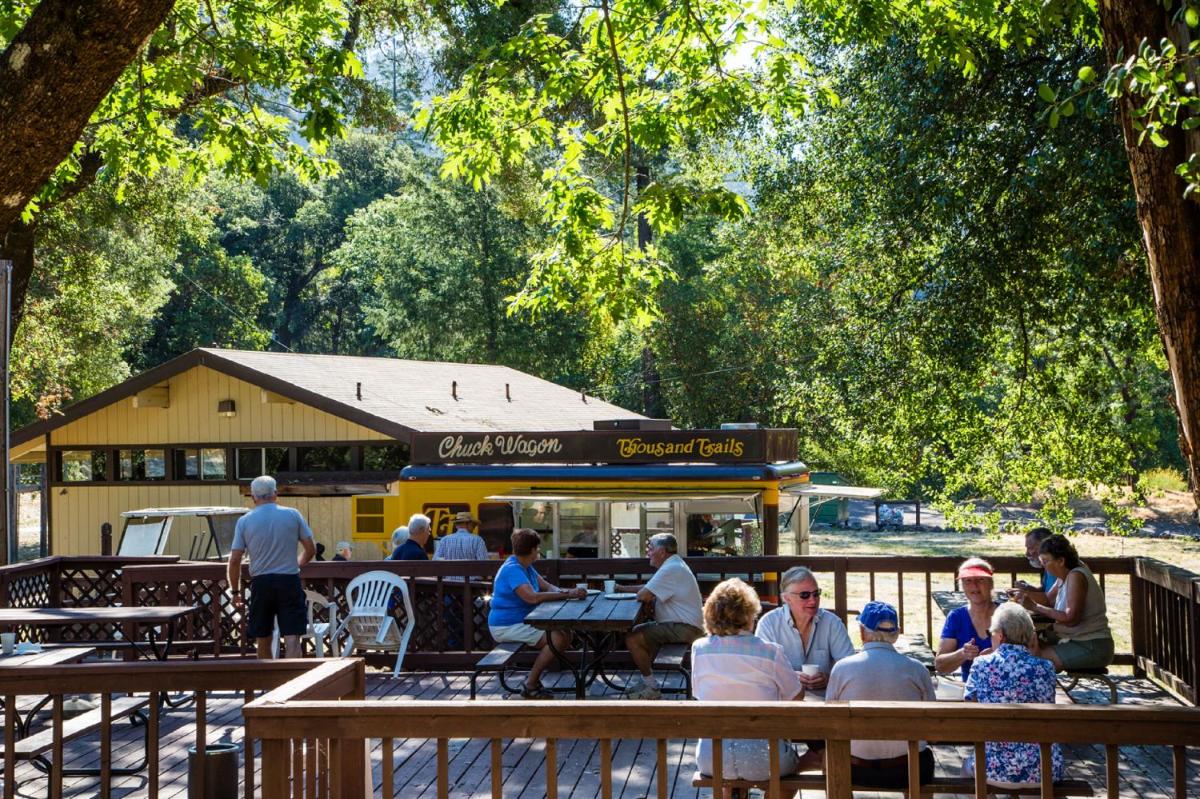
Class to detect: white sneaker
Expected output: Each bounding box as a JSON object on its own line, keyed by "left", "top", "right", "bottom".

{"left": 626, "top": 684, "right": 661, "bottom": 700}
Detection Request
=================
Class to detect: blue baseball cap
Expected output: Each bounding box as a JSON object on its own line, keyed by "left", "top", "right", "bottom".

{"left": 859, "top": 601, "right": 899, "bottom": 632}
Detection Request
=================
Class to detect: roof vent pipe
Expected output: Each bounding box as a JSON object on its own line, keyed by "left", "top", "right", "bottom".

{"left": 356, "top": 382, "right": 362, "bottom": 401}
{"left": 452, "top": 380, "right": 458, "bottom": 400}
{"left": 505, "top": 383, "right": 511, "bottom": 402}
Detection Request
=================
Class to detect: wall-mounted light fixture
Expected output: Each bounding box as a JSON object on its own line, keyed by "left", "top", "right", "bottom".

{"left": 217, "top": 399, "right": 237, "bottom": 418}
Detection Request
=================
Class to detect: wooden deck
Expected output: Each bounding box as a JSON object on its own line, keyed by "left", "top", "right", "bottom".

{"left": 10, "top": 667, "right": 1196, "bottom": 798}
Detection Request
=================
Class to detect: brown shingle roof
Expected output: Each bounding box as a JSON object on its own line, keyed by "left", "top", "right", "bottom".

{"left": 12, "top": 348, "right": 645, "bottom": 445}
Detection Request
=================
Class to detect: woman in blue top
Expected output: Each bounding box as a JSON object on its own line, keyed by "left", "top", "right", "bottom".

{"left": 488, "top": 528, "right": 586, "bottom": 699}
{"left": 935, "top": 557, "right": 998, "bottom": 680}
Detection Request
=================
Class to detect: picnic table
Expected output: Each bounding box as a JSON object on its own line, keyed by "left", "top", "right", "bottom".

{"left": 0, "top": 606, "right": 200, "bottom": 661}
{"left": 0, "top": 646, "right": 95, "bottom": 737}
{"left": 525, "top": 591, "right": 642, "bottom": 699}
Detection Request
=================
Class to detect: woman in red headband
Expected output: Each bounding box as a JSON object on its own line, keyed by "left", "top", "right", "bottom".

{"left": 935, "top": 558, "right": 1000, "bottom": 680}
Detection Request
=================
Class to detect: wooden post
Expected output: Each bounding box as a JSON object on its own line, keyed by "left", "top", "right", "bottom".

{"left": 1191, "top": 579, "right": 1199, "bottom": 705}
{"left": 907, "top": 740, "right": 921, "bottom": 799}
{"left": 4, "top": 693, "right": 15, "bottom": 799}
{"left": 260, "top": 740, "right": 290, "bottom": 798}
{"left": 100, "top": 693, "right": 111, "bottom": 799}
{"left": 0, "top": 260, "right": 10, "bottom": 567}
{"left": 100, "top": 522, "right": 112, "bottom": 556}
{"left": 763, "top": 501, "right": 779, "bottom": 556}
{"left": 491, "top": 738, "right": 503, "bottom": 798}
{"left": 1130, "top": 570, "right": 1147, "bottom": 678}
{"left": 824, "top": 739, "right": 852, "bottom": 799}
{"left": 194, "top": 691, "right": 207, "bottom": 799}
{"left": 834, "top": 558, "right": 849, "bottom": 624}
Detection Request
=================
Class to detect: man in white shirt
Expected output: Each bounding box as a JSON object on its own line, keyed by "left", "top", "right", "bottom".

{"left": 755, "top": 566, "right": 855, "bottom": 698}
{"left": 826, "top": 601, "right": 936, "bottom": 787}
{"left": 618, "top": 533, "right": 704, "bottom": 700}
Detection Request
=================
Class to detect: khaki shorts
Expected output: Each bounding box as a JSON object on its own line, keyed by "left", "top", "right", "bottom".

{"left": 489, "top": 623, "right": 546, "bottom": 648}
{"left": 633, "top": 621, "right": 703, "bottom": 653}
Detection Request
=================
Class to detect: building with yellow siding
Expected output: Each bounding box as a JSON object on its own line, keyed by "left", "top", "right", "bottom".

{"left": 10, "top": 348, "right": 646, "bottom": 557}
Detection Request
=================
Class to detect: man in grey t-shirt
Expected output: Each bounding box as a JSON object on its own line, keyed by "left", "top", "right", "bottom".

{"left": 827, "top": 601, "right": 935, "bottom": 787}
{"left": 228, "top": 475, "right": 316, "bottom": 658}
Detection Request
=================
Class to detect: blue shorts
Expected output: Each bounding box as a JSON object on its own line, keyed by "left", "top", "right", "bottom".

{"left": 248, "top": 574, "right": 306, "bottom": 638}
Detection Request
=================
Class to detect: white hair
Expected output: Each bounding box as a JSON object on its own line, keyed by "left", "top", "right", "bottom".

{"left": 860, "top": 625, "right": 900, "bottom": 644}
{"left": 781, "top": 566, "right": 817, "bottom": 591}
{"left": 407, "top": 513, "right": 431, "bottom": 535}
{"left": 391, "top": 526, "right": 410, "bottom": 549}
{"left": 335, "top": 540, "right": 352, "bottom": 552}
{"left": 648, "top": 533, "right": 677, "bottom": 553}
{"left": 250, "top": 475, "right": 277, "bottom": 500}
{"left": 991, "top": 603, "right": 1036, "bottom": 647}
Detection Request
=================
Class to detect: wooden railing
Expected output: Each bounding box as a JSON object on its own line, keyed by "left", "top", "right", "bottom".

{"left": 244, "top": 685, "right": 1200, "bottom": 799}
{"left": 1131, "top": 557, "right": 1200, "bottom": 705}
{"left": 0, "top": 657, "right": 360, "bottom": 799}
{"left": 4, "top": 553, "right": 1197, "bottom": 704}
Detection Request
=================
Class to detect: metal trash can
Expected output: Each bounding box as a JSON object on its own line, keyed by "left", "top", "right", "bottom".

{"left": 187, "top": 742, "right": 239, "bottom": 799}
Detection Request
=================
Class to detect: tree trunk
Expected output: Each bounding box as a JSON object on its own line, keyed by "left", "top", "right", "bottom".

{"left": 1099, "top": 0, "right": 1200, "bottom": 511}
{"left": 0, "top": 0, "right": 175, "bottom": 237}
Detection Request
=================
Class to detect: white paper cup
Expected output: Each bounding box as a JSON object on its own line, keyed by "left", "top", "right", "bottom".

{"left": 1, "top": 633, "right": 15, "bottom": 655}
{"left": 801, "top": 664, "right": 820, "bottom": 677}
{"left": 576, "top": 583, "right": 589, "bottom": 591}
{"left": 604, "top": 579, "right": 617, "bottom": 594}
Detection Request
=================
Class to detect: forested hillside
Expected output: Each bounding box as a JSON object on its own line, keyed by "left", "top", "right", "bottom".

{"left": 1, "top": 0, "right": 1191, "bottom": 510}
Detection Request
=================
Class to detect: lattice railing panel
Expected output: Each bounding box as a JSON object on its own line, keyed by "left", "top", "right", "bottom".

{"left": 58, "top": 567, "right": 122, "bottom": 608}
{"left": 3, "top": 571, "right": 50, "bottom": 608}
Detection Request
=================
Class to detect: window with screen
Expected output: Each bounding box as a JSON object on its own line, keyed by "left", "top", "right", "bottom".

{"left": 173, "top": 449, "right": 201, "bottom": 479}
{"left": 560, "top": 501, "right": 600, "bottom": 559}
{"left": 118, "top": 449, "right": 166, "bottom": 481}
{"left": 201, "top": 448, "right": 227, "bottom": 479}
{"left": 296, "top": 445, "right": 352, "bottom": 471}
{"left": 363, "top": 444, "right": 408, "bottom": 471}
{"left": 237, "top": 447, "right": 289, "bottom": 478}
{"left": 60, "top": 450, "right": 106, "bottom": 482}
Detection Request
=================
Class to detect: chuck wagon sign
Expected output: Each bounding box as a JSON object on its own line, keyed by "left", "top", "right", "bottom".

{"left": 411, "top": 428, "right": 799, "bottom": 464}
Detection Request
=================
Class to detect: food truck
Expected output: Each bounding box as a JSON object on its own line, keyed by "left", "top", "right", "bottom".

{"left": 350, "top": 426, "right": 871, "bottom": 558}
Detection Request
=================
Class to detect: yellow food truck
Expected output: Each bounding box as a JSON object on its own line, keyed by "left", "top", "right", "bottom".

{"left": 349, "top": 427, "right": 853, "bottom": 559}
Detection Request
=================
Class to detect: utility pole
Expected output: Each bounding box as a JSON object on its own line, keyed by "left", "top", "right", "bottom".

{"left": 0, "top": 260, "right": 11, "bottom": 565}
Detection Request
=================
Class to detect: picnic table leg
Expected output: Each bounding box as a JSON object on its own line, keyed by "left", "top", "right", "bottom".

{"left": 544, "top": 630, "right": 584, "bottom": 699}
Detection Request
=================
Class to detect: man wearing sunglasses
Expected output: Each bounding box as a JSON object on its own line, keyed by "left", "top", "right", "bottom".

{"left": 756, "top": 566, "right": 854, "bottom": 694}
{"left": 755, "top": 566, "right": 855, "bottom": 769}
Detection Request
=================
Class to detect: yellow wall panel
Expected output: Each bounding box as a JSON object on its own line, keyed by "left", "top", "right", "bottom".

{"left": 45, "top": 364, "right": 393, "bottom": 553}
{"left": 51, "top": 366, "right": 389, "bottom": 446}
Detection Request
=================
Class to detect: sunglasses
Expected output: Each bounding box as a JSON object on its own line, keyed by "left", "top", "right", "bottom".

{"left": 784, "top": 589, "right": 821, "bottom": 600}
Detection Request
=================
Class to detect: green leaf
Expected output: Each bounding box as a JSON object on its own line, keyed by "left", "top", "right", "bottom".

{"left": 1038, "top": 83, "right": 1057, "bottom": 103}
{"left": 1078, "top": 66, "right": 1096, "bottom": 83}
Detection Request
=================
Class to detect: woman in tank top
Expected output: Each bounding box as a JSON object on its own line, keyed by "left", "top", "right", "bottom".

{"left": 1015, "top": 534, "right": 1113, "bottom": 671}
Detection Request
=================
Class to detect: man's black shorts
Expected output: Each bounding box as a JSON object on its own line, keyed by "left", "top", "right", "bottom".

{"left": 247, "top": 573, "right": 306, "bottom": 638}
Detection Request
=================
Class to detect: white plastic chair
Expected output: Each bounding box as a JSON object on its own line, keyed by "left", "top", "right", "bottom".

{"left": 330, "top": 571, "right": 414, "bottom": 677}
{"left": 271, "top": 590, "right": 338, "bottom": 658}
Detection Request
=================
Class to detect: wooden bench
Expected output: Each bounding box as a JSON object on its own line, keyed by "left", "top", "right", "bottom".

{"left": 1, "top": 695, "right": 150, "bottom": 780}
{"left": 653, "top": 643, "right": 692, "bottom": 696}
{"left": 1058, "top": 668, "right": 1118, "bottom": 704}
{"left": 470, "top": 642, "right": 525, "bottom": 699}
{"left": 693, "top": 771, "right": 1095, "bottom": 797}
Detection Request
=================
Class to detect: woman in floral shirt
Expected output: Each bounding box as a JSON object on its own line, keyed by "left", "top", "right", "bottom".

{"left": 964, "top": 603, "right": 1064, "bottom": 789}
